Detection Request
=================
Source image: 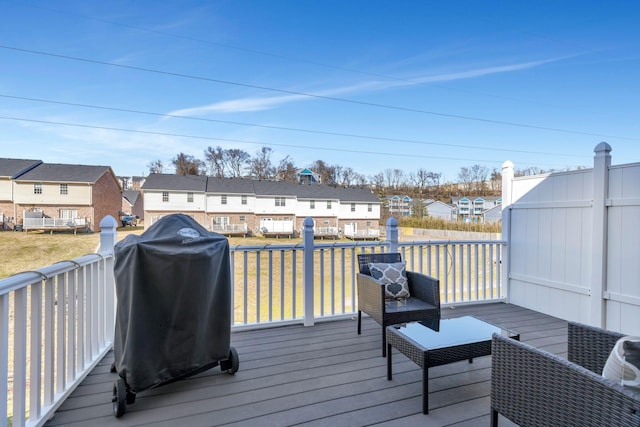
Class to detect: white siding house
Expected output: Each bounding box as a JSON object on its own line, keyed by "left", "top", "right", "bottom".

{"left": 142, "top": 174, "right": 208, "bottom": 227}
{"left": 142, "top": 175, "right": 381, "bottom": 237}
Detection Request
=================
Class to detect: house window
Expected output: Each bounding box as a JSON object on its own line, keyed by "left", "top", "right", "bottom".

{"left": 60, "top": 184, "right": 68, "bottom": 195}
{"left": 351, "top": 203, "right": 356, "bottom": 212}
{"left": 34, "top": 183, "right": 42, "bottom": 194}
{"left": 310, "top": 200, "right": 315, "bottom": 209}
{"left": 327, "top": 200, "right": 332, "bottom": 209}
{"left": 60, "top": 209, "right": 78, "bottom": 219}
{"left": 221, "top": 195, "right": 227, "bottom": 205}
{"left": 275, "top": 197, "right": 286, "bottom": 207}
{"left": 215, "top": 216, "right": 229, "bottom": 226}
{"left": 241, "top": 195, "right": 247, "bottom": 205}
{"left": 187, "top": 192, "right": 194, "bottom": 202}
{"left": 239, "top": 216, "right": 246, "bottom": 222}
{"left": 368, "top": 203, "right": 372, "bottom": 212}
{"left": 323, "top": 220, "right": 329, "bottom": 225}
{"left": 366, "top": 221, "right": 371, "bottom": 227}
{"left": 162, "top": 192, "right": 169, "bottom": 202}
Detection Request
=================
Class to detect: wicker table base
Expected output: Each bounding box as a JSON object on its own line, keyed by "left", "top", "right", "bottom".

{"left": 386, "top": 316, "right": 519, "bottom": 414}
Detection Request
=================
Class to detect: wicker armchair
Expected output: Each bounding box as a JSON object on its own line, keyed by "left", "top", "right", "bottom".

{"left": 356, "top": 253, "right": 440, "bottom": 357}
{"left": 491, "top": 322, "right": 640, "bottom": 426}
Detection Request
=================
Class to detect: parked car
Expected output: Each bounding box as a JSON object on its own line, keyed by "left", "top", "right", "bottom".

{"left": 121, "top": 215, "right": 136, "bottom": 227}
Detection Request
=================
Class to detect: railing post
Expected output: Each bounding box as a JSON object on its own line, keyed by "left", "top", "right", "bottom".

{"left": 303, "top": 217, "right": 315, "bottom": 326}
{"left": 501, "top": 160, "right": 514, "bottom": 302}
{"left": 386, "top": 216, "right": 398, "bottom": 253}
{"left": 99, "top": 216, "right": 118, "bottom": 341}
{"left": 591, "top": 142, "right": 611, "bottom": 328}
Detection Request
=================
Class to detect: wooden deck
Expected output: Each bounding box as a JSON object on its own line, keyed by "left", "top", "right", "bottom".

{"left": 45, "top": 302, "right": 567, "bottom": 426}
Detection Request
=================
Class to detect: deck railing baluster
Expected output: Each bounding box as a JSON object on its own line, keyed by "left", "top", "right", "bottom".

{"left": 1, "top": 216, "right": 506, "bottom": 426}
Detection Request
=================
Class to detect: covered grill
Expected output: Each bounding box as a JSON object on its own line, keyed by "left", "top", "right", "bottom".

{"left": 111, "top": 214, "right": 238, "bottom": 417}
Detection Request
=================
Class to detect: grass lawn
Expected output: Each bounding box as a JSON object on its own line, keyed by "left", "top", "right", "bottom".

{"left": 0, "top": 228, "right": 315, "bottom": 280}
{"left": 0, "top": 227, "right": 144, "bottom": 279}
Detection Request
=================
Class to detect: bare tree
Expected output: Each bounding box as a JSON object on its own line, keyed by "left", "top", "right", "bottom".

{"left": 247, "top": 146, "right": 276, "bottom": 180}
{"left": 489, "top": 168, "right": 502, "bottom": 193}
{"left": 339, "top": 167, "right": 358, "bottom": 186}
{"left": 515, "top": 166, "right": 546, "bottom": 177}
{"left": 309, "top": 160, "right": 337, "bottom": 185}
{"left": 409, "top": 168, "right": 430, "bottom": 194}
{"left": 204, "top": 146, "right": 226, "bottom": 177}
{"left": 147, "top": 159, "right": 164, "bottom": 174}
{"left": 275, "top": 156, "right": 298, "bottom": 183}
{"left": 171, "top": 153, "right": 205, "bottom": 175}
{"left": 226, "top": 148, "right": 250, "bottom": 177}
{"left": 353, "top": 172, "right": 368, "bottom": 186}
{"left": 426, "top": 171, "right": 441, "bottom": 188}
{"left": 384, "top": 168, "right": 404, "bottom": 189}
{"left": 470, "top": 164, "right": 489, "bottom": 193}
{"left": 457, "top": 164, "right": 489, "bottom": 194}
{"left": 370, "top": 172, "right": 385, "bottom": 189}
{"left": 457, "top": 166, "right": 474, "bottom": 193}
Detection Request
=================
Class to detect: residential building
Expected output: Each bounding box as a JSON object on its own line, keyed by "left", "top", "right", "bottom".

{"left": 122, "top": 190, "right": 144, "bottom": 220}
{"left": 425, "top": 200, "right": 457, "bottom": 221}
{"left": 297, "top": 168, "right": 320, "bottom": 184}
{"left": 387, "top": 195, "right": 413, "bottom": 216}
{"left": 206, "top": 177, "right": 257, "bottom": 236}
{"left": 118, "top": 175, "right": 146, "bottom": 191}
{"left": 482, "top": 204, "right": 503, "bottom": 223}
{"left": 451, "top": 196, "right": 502, "bottom": 220}
{"left": 142, "top": 174, "right": 381, "bottom": 237}
{"left": 0, "top": 158, "right": 42, "bottom": 226}
{"left": 12, "top": 162, "right": 122, "bottom": 231}
{"left": 142, "top": 173, "right": 208, "bottom": 226}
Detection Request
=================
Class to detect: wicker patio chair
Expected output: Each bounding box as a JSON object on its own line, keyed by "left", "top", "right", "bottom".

{"left": 356, "top": 252, "right": 440, "bottom": 357}
{"left": 491, "top": 322, "right": 640, "bottom": 426}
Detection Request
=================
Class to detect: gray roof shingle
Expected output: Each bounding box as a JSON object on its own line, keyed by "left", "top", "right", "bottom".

{"left": 0, "top": 158, "right": 42, "bottom": 178}
{"left": 123, "top": 190, "right": 141, "bottom": 205}
{"left": 206, "top": 177, "right": 257, "bottom": 194}
{"left": 14, "top": 163, "right": 112, "bottom": 183}
{"left": 142, "top": 173, "right": 208, "bottom": 191}
{"left": 145, "top": 175, "right": 379, "bottom": 202}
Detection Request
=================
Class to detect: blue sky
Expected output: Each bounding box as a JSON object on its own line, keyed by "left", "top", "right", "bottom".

{"left": 1, "top": 1, "right": 638, "bottom": 182}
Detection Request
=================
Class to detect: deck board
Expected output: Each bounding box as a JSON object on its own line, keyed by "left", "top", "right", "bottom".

{"left": 45, "top": 302, "right": 566, "bottom": 426}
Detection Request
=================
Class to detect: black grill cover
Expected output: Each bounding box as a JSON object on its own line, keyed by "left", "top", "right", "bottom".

{"left": 113, "top": 214, "right": 231, "bottom": 392}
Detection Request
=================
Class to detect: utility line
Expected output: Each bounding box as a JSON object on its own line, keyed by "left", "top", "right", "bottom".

{"left": 26, "top": 3, "right": 407, "bottom": 83}
{"left": 1, "top": 44, "right": 637, "bottom": 142}
{"left": 0, "top": 94, "right": 590, "bottom": 158}
{"left": 26, "top": 3, "right": 616, "bottom": 116}
{"left": 0, "top": 115, "right": 581, "bottom": 169}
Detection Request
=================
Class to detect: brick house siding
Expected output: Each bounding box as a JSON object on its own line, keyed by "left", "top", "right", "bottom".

{"left": 92, "top": 171, "right": 123, "bottom": 231}
{"left": 206, "top": 212, "right": 255, "bottom": 231}
{"left": 146, "top": 210, "right": 208, "bottom": 227}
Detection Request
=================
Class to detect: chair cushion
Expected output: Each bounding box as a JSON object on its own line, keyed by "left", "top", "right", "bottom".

{"left": 368, "top": 261, "right": 410, "bottom": 299}
{"left": 602, "top": 336, "right": 640, "bottom": 390}
{"left": 385, "top": 297, "right": 436, "bottom": 313}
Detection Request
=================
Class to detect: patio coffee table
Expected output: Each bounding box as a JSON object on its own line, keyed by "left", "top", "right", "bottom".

{"left": 386, "top": 315, "right": 519, "bottom": 414}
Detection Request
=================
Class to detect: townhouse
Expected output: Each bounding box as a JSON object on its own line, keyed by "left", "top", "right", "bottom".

{"left": 142, "top": 174, "right": 381, "bottom": 237}
{"left": 451, "top": 196, "right": 502, "bottom": 221}
{"left": 13, "top": 163, "right": 122, "bottom": 231}
{"left": 0, "top": 158, "right": 42, "bottom": 225}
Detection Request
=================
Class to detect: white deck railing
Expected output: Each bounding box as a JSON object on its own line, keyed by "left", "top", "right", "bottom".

{"left": 1, "top": 216, "right": 505, "bottom": 426}
{"left": 22, "top": 218, "right": 87, "bottom": 229}
{"left": 343, "top": 228, "right": 381, "bottom": 239}
{"left": 211, "top": 223, "right": 248, "bottom": 234}
{"left": 229, "top": 217, "right": 505, "bottom": 328}
{"left": 313, "top": 226, "right": 338, "bottom": 236}
{"left": 1, "top": 217, "right": 117, "bottom": 427}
